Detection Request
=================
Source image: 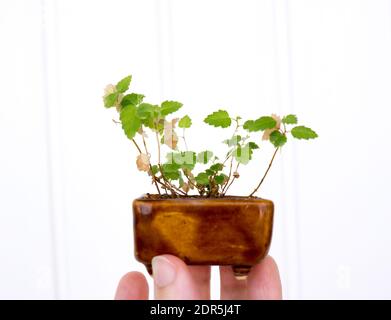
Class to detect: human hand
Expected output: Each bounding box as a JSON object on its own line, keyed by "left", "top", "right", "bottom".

{"left": 115, "top": 255, "right": 282, "bottom": 300}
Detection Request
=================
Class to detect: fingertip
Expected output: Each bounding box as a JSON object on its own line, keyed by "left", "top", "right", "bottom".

{"left": 247, "top": 255, "right": 282, "bottom": 300}
{"left": 155, "top": 254, "right": 188, "bottom": 270}
{"left": 115, "top": 271, "right": 149, "bottom": 300}
{"left": 219, "top": 266, "right": 248, "bottom": 300}
{"left": 152, "top": 254, "right": 211, "bottom": 299}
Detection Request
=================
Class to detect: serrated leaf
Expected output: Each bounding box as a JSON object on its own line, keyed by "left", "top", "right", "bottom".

{"left": 233, "top": 144, "right": 252, "bottom": 165}
{"left": 150, "top": 165, "right": 159, "bottom": 175}
{"left": 282, "top": 114, "right": 298, "bottom": 124}
{"left": 121, "top": 93, "right": 145, "bottom": 107}
{"left": 178, "top": 115, "right": 192, "bottom": 128}
{"left": 215, "top": 173, "right": 228, "bottom": 185}
{"left": 156, "top": 118, "right": 165, "bottom": 134}
{"left": 291, "top": 126, "right": 318, "bottom": 140}
{"left": 248, "top": 142, "right": 259, "bottom": 149}
{"left": 204, "top": 110, "right": 231, "bottom": 128}
{"left": 269, "top": 130, "right": 287, "bottom": 147}
{"left": 164, "top": 171, "right": 180, "bottom": 180}
{"left": 120, "top": 104, "right": 141, "bottom": 140}
{"left": 210, "top": 163, "right": 224, "bottom": 172}
{"left": 197, "top": 151, "right": 214, "bottom": 164}
{"left": 161, "top": 163, "right": 180, "bottom": 180}
{"left": 166, "top": 151, "right": 197, "bottom": 170}
{"left": 137, "top": 103, "right": 158, "bottom": 119}
{"left": 116, "top": 75, "right": 132, "bottom": 93}
{"left": 223, "top": 135, "right": 241, "bottom": 146}
{"left": 162, "top": 163, "right": 181, "bottom": 172}
{"left": 243, "top": 116, "right": 276, "bottom": 132}
{"left": 160, "top": 101, "right": 183, "bottom": 116}
{"left": 195, "top": 172, "right": 209, "bottom": 185}
{"left": 138, "top": 104, "right": 159, "bottom": 129}
{"left": 205, "top": 169, "right": 214, "bottom": 175}
{"left": 104, "top": 92, "right": 118, "bottom": 108}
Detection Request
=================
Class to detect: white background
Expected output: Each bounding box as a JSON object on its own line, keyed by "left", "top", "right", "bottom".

{"left": 1, "top": 0, "right": 391, "bottom": 299}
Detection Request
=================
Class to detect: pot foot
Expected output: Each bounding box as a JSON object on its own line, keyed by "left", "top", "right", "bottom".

{"left": 232, "top": 266, "right": 251, "bottom": 279}
{"left": 145, "top": 263, "right": 152, "bottom": 275}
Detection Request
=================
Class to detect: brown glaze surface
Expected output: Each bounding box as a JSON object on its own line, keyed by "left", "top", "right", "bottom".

{"left": 133, "top": 196, "right": 274, "bottom": 276}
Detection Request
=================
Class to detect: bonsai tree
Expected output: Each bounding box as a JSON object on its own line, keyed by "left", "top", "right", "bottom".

{"left": 103, "top": 75, "right": 318, "bottom": 198}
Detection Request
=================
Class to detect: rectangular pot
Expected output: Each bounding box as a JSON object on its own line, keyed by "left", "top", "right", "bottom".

{"left": 133, "top": 196, "right": 274, "bottom": 276}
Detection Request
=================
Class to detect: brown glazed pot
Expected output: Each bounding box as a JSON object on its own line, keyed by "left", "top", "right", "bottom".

{"left": 133, "top": 195, "right": 274, "bottom": 277}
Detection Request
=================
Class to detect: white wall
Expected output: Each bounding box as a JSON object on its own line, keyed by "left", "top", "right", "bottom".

{"left": 1, "top": 0, "right": 391, "bottom": 299}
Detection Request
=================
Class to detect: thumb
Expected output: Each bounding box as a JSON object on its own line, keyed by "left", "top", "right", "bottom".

{"left": 152, "top": 254, "right": 210, "bottom": 299}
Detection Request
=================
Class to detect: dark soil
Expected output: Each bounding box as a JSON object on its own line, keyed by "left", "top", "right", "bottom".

{"left": 142, "top": 194, "right": 261, "bottom": 200}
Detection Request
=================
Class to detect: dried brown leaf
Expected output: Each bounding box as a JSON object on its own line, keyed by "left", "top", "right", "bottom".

{"left": 163, "top": 118, "right": 179, "bottom": 149}
{"left": 136, "top": 153, "right": 150, "bottom": 172}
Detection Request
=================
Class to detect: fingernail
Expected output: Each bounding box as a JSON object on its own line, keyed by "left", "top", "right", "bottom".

{"left": 152, "top": 256, "right": 176, "bottom": 288}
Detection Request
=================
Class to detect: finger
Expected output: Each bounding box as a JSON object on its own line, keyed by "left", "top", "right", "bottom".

{"left": 247, "top": 256, "right": 282, "bottom": 300}
{"left": 187, "top": 265, "right": 211, "bottom": 299}
{"left": 220, "top": 256, "right": 282, "bottom": 300}
{"left": 152, "top": 255, "right": 210, "bottom": 299}
{"left": 219, "top": 266, "right": 248, "bottom": 300}
{"left": 115, "top": 271, "right": 149, "bottom": 300}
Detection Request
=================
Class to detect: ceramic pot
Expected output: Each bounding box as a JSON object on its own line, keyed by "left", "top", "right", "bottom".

{"left": 133, "top": 196, "right": 274, "bottom": 277}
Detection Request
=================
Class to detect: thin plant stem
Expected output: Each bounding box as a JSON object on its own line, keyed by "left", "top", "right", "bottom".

{"left": 155, "top": 130, "right": 178, "bottom": 196}
{"left": 183, "top": 170, "right": 201, "bottom": 195}
{"left": 248, "top": 147, "right": 279, "bottom": 197}
{"left": 221, "top": 156, "right": 234, "bottom": 193}
{"left": 182, "top": 128, "right": 188, "bottom": 151}
{"left": 140, "top": 130, "right": 161, "bottom": 195}
{"left": 223, "top": 162, "right": 240, "bottom": 196}
{"left": 131, "top": 139, "right": 143, "bottom": 154}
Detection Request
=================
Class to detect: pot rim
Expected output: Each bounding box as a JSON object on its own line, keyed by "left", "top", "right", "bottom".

{"left": 135, "top": 194, "right": 273, "bottom": 203}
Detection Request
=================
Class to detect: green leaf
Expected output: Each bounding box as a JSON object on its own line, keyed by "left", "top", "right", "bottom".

{"left": 282, "top": 114, "right": 298, "bottom": 124}
{"left": 178, "top": 115, "right": 192, "bottom": 128}
{"left": 223, "top": 135, "right": 241, "bottom": 146}
{"left": 116, "top": 75, "right": 132, "bottom": 93}
{"left": 248, "top": 142, "right": 259, "bottom": 149}
{"left": 161, "top": 163, "right": 181, "bottom": 180}
{"left": 233, "top": 143, "right": 254, "bottom": 165}
{"left": 162, "top": 163, "right": 181, "bottom": 172}
{"left": 197, "top": 151, "right": 214, "bottom": 164}
{"left": 154, "top": 119, "right": 165, "bottom": 133}
{"left": 104, "top": 92, "right": 118, "bottom": 108}
{"left": 137, "top": 103, "right": 159, "bottom": 129}
{"left": 205, "top": 169, "right": 214, "bottom": 175}
{"left": 269, "top": 130, "right": 287, "bottom": 147}
{"left": 150, "top": 165, "right": 159, "bottom": 175}
{"left": 291, "top": 126, "right": 318, "bottom": 140}
{"left": 210, "top": 163, "right": 224, "bottom": 172}
{"left": 119, "top": 104, "right": 141, "bottom": 140}
{"left": 164, "top": 171, "right": 180, "bottom": 180}
{"left": 166, "top": 151, "right": 197, "bottom": 170}
{"left": 137, "top": 103, "right": 158, "bottom": 119}
{"left": 121, "top": 93, "right": 145, "bottom": 107}
{"left": 243, "top": 116, "right": 276, "bottom": 132}
{"left": 195, "top": 172, "right": 209, "bottom": 185}
{"left": 215, "top": 173, "right": 228, "bottom": 185}
{"left": 160, "top": 101, "right": 183, "bottom": 116}
{"left": 204, "top": 110, "right": 231, "bottom": 128}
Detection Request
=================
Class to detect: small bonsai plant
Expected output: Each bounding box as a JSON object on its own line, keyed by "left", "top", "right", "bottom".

{"left": 102, "top": 74, "right": 317, "bottom": 276}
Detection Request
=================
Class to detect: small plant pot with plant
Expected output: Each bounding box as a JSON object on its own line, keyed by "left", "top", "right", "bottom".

{"left": 103, "top": 75, "right": 318, "bottom": 277}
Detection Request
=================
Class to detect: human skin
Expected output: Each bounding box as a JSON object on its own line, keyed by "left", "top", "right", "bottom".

{"left": 115, "top": 255, "right": 282, "bottom": 300}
